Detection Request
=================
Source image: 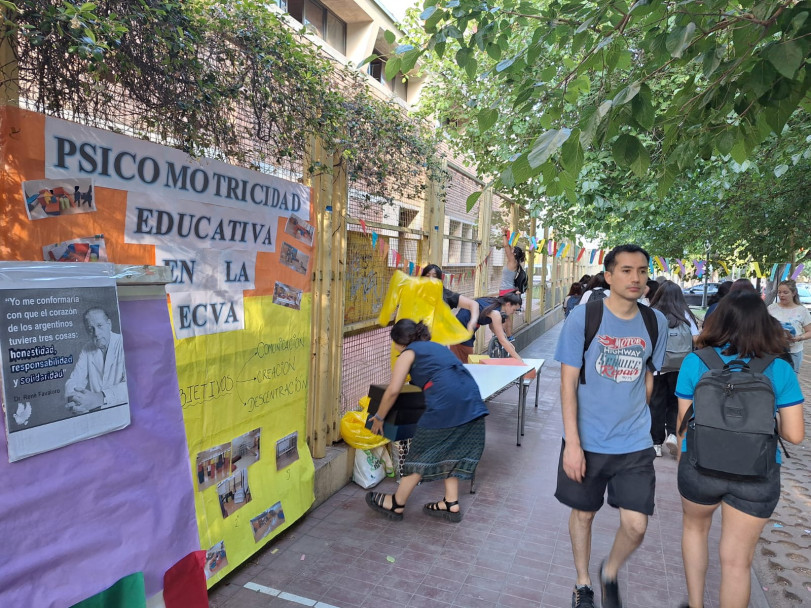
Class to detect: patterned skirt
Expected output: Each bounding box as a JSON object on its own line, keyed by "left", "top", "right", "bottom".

{"left": 402, "top": 416, "right": 485, "bottom": 482}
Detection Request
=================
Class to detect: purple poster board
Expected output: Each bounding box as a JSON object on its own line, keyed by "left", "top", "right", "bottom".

{"left": 0, "top": 297, "right": 199, "bottom": 608}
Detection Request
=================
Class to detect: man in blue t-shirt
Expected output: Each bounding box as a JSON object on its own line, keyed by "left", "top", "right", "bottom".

{"left": 554, "top": 244, "right": 668, "bottom": 608}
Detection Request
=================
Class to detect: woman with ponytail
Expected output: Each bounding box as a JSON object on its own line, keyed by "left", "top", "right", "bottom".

{"left": 451, "top": 292, "right": 525, "bottom": 364}
{"left": 365, "top": 319, "right": 489, "bottom": 523}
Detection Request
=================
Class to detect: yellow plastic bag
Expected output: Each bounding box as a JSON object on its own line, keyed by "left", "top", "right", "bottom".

{"left": 340, "top": 396, "right": 389, "bottom": 450}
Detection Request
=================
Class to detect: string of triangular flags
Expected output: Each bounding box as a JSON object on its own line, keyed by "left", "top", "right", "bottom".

{"left": 648, "top": 258, "right": 805, "bottom": 280}
{"left": 358, "top": 222, "right": 806, "bottom": 284}
{"left": 507, "top": 230, "right": 806, "bottom": 281}
{"left": 508, "top": 231, "right": 607, "bottom": 264}
{"left": 358, "top": 220, "right": 492, "bottom": 284}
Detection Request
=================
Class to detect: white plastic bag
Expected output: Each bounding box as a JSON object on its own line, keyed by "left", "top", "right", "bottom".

{"left": 353, "top": 447, "right": 387, "bottom": 489}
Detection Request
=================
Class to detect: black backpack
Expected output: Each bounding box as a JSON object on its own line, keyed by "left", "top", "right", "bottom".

{"left": 514, "top": 266, "right": 528, "bottom": 294}
{"left": 579, "top": 300, "right": 659, "bottom": 384}
{"left": 588, "top": 287, "right": 607, "bottom": 302}
{"left": 680, "top": 348, "right": 781, "bottom": 479}
{"left": 487, "top": 335, "right": 509, "bottom": 358}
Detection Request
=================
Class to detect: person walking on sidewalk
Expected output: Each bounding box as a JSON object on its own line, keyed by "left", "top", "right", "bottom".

{"left": 675, "top": 292, "right": 805, "bottom": 608}
{"left": 364, "top": 319, "right": 488, "bottom": 523}
{"left": 554, "top": 244, "right": 668, "bottom": 608}
{"left": 768, "top": 279, "right": 811, "bottom": 373}
{"left": 649, "top": 281, "right": 700, "bottom": 457}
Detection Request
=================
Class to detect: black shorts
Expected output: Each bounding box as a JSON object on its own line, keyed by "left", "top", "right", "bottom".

{"left": 555, "top": 439, "right": 656, "bottom": 515}
{"left": 677, "top": 457, "right": 781, "bottom": 519}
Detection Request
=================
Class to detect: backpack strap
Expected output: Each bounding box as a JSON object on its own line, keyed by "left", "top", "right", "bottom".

{"left": 579, "top": 299, "right": 604, "bottom": 384}
{"left": 679, "top": 347, "right": 721, "bottom": 435}
{"left": 746, "top": 354, "right": 777, "bottom": 374}
{"left": 694, "top": 347, "right": 725, "bottom": 370}
{"left": 636, "top": 303, "right": 659, "bottom": 374}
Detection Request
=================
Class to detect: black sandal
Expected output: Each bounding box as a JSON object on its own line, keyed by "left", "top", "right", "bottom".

{"left": 423, "top": 497, "right": 462, "bottom": 522}
{"left": 365, "top": 491, "right": 405, "bottom": 521}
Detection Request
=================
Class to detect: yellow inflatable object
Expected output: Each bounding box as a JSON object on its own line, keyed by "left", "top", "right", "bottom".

{"left": 377, "top": 270, "right": 472, "bottom": 369}
{"left": 377, "top": 270, "right": 471, "bottom": 346}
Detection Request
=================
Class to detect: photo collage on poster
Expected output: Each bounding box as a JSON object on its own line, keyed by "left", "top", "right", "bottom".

{"left": 195, "top": 428, "right": 294, "bottom": 545}
{"left": 22, "top": 178, "right": 96, "bottom": 220}
{"left": 195, "top": 428, "right": 261, "bottom": 519}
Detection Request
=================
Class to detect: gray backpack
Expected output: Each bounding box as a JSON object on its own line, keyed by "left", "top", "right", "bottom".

{"left": 661, "top": 321, "right": 693, "bottom": 373}
{"left": 682, "top": 348, "right": 778, "bottom": 479}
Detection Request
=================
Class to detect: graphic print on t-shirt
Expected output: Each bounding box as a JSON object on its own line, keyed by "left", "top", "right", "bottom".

{"left": 595, "top": 335, "right": 646, "bottom": 382}
{"left": 780, "top": 321, "right": 797, "bottom": 338}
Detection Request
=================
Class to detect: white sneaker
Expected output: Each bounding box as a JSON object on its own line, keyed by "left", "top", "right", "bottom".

{"left": 665, "top": 434, "right": 678, "bottom": 457}
{"left": 653, "top": 444, "right": 662, "bottom": 457}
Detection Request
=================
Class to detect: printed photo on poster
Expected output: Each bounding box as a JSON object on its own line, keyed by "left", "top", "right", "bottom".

{"left": 217, "top": 469, "right": 251, "bottom": 518}
{"left": 0, "top": 269, "right": 131, "bottom": 461}
{"left": 250, "top": 501, "right": 285, "bottom": 542}
{"left": 43, "top": 236, "right": 108, "bottom": 263}
{"left": 284, "top": 214, "right": 314, "bottom": 247}
{"left": 272, "top": 282, "right": 302, "bottom": 311}
{"left": 196, "top": 442, "right": 233, "bottom": 492}
{"left": 231, "top": 428, "right": 260, "bottom": 471}
{"left": 204, "top": 541, "right": 229, "bottom": 579}
{"left": 275, "top": 431, "right": 299, "bottom": 471}
{"left": 280, "top": 243, "right": 309, "bottom": 275}
{"left": 22, "top": 178, "right": 95, "bottom": 220}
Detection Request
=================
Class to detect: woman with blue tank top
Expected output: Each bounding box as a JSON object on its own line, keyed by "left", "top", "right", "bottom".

{"left": 674, "top": 292, "right": 804, "bottom": 608}
{"left": 365, "top": 319, "right": 488, "bottom": 523}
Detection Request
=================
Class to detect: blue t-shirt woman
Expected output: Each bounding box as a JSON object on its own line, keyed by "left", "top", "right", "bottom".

{"left": 671, "top": 292, "right": 804, "bottom": 608}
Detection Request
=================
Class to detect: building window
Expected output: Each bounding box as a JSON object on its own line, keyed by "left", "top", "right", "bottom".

{"left": 368, "top": 48, "right": 409, "bottom": 99}
{"left": 275, "top": 0, "right": 346, "bottom": 55}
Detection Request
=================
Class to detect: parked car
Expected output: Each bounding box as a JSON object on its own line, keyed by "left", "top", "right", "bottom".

{"left": 797, "top": 283, "right": 811, "bottom": 312}
{"left": 682, "top": 282, "right": 721, "bottom": 307}
{"left": 683, "top": 282, "right": 720, "bottom": 296}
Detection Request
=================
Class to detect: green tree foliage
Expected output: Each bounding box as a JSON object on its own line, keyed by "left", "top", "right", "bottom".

{"left": 389, "top": 0, "right": 810, "bottom": 256}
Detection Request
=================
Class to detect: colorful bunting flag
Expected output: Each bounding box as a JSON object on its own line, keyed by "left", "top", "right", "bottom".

{"left": 770, "top": 263, "right": 779, "bottom": 281}
{"left": 780, "top": 264, "right": 791, "bottom": 281}
{"left": 408, "top": 262, "right": 414, "bottom": 275}
{"left": 577, "top": 247, "right": 586, "bottom": 262}
{"left": 371, "top": 232, "right": 378, "bottom": 249}
{"left": 790, "top": 263, "right": 804, "bottom": 280}
{"left": 718, "top": 260, "right": 729, "bottom": 274}
{"left": 752, "top": 262, "right": 762, "bottom": 278}
{"left": 509, "top": 231, "right": 520, "bottom": 247}
{"left": 694, "top": 261, "right": 705, "bottom": 277}
{"left": 359, "top": 219, "right": 367, "bottom": 235}
{"left": 677, "top": 259, "right": 686, "bottom": 276}
{"left": 590, "top": 249, "right": 598, "bottom": 264}
{"left": 598, "top": 250, "right": 605, "bottom": 265}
